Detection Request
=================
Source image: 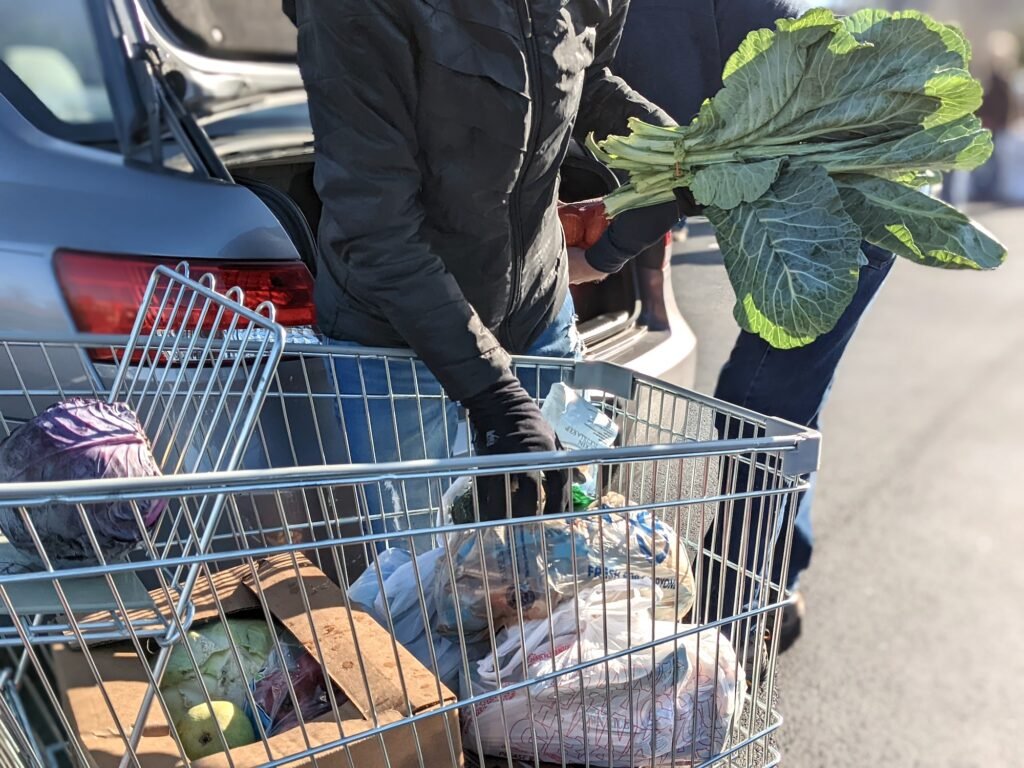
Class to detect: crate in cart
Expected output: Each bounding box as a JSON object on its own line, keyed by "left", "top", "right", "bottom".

{"left": 0, "top": 340, "right": 818, "bottom": 768}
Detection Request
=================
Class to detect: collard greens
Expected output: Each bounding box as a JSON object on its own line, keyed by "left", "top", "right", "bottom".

{"left": 591, "top": 8, "right": 1006, "bottom": 348}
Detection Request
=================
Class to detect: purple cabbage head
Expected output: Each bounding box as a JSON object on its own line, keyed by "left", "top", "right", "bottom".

{"left": 0, "top": 398, "right": 167, "bottom": 566}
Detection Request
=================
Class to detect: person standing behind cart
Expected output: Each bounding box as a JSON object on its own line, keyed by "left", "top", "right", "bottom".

{"left": 285, "top": 0, "right": 695, "bottom": 531}
{"left": 577, "top": 0, "right": 897, "bottom": 650}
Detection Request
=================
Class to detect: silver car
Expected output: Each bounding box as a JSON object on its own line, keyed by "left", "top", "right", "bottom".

{"left": 0, "top": 0, "right": 695, "bottom": 405}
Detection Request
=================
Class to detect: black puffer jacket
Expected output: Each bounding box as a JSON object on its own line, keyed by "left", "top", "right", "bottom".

{"left": 290, "top": 0, "right": 670, "bottom": 400}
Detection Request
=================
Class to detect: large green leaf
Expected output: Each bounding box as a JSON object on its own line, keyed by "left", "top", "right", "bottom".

{"left": 690, "top": 159, "right": 783, "bottom": 210}
{"left": 683, "top": 9, "right": 978, "bottom": 152}
{"left": 751, "top": 14, "right": 977, "bottom": 140}
{"left": 684, "top": 10, "right": 840, "bottom": 148}
{"left": 709, "top": 165, "right": 863, "bottom": 348}
{"left": 842, "top": 9, "right": 971, "bottom": 69}
{"left": 807, "top": 114, "right": 993, "bottom": 174}
{"left": 834, "top": 174, "right": 1006, "bottom": 269}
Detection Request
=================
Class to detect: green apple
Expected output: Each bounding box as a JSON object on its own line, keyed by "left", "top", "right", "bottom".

{"left": 176, "top": 700, "right": 256, "bottom": 761}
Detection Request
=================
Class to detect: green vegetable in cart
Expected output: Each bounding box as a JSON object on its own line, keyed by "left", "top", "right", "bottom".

{"left": 161, "top": 619, "right": 274, "bottom": 724}
{"left": 589, "top": 8, "right": 1006, "bottom": 350}
{"left": 176, "top": 700, "right": 256, "bottom": 760}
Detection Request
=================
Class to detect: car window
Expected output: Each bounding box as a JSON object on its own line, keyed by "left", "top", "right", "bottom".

{"left": 0, "top": 0, "right": 114, "bottom": 130}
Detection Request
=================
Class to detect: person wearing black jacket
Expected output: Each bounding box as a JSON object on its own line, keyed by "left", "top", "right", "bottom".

{"left": 287, "top": 0, "right": 692, "bottom": 526}
{"left": 609, "top": 0, "right": 896, "bottom": 648}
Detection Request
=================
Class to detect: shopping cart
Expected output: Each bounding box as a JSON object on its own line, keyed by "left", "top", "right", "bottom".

{"left": 0, "top": 262, "right": 285, "bottom": 764}
{"left": 0, "top": 338, "right": 818, "bottom": 768}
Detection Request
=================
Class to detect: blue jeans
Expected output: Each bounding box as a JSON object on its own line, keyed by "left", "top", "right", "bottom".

{"left": 333, "top": 295, "right": 582, "bottom": 546}
{"left": 704, "top": 243, "right": 894, "bottom": 615}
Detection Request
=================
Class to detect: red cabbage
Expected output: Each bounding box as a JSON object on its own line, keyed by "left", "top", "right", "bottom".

{"left": 0, "top": 398, "right": 166, "bottom": 566}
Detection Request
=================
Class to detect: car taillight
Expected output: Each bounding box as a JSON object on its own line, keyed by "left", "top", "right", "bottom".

{"left": 54, "top": 250, "right": 317, "bottom": 360}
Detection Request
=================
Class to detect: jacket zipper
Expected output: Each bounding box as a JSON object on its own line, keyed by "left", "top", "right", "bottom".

{"left": 503, "top": 0, "right": 544, "bottom": 348}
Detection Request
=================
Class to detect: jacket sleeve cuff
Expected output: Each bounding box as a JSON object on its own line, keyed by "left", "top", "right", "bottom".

{"left": 584, "top": 201, "right": 682, "bottom": 274}
{"left": 442, "top": 344, "right": 512, "bottom": 404}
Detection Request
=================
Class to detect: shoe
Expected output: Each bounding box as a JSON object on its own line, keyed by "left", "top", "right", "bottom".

{"left": 776, "top": 592, "right": 805, "bottom": 654}
{"left": 741, "top": 633, "right": 769, "bottom": 688}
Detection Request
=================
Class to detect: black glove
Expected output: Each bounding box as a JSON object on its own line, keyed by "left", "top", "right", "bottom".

{"left": 674, "top": 186, "right": 705, "bottom": 218}
{"left": 463, "top": 373, "right": 571, "bottom": 521}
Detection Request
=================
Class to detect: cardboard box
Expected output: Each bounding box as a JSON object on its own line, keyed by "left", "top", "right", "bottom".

{"left": 52, "top": 554, "right": 462, "bottom": 768}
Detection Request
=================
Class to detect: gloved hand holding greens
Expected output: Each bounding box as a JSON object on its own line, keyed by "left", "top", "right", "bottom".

{"left": 589, "top": 8, "right": 1006, "bottom": 348}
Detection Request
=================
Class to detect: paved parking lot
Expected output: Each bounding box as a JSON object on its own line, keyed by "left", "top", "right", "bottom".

{"left": 672, "top": 206, "right": 1024, "bottom": 766}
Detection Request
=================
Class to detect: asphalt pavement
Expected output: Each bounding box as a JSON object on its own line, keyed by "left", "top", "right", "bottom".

{"left": 671, "top": 205, "right": 1024, "bottom": 767}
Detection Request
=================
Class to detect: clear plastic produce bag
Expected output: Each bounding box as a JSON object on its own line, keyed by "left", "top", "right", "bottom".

{"left": 433, "top": 498, "right": 696, "bottom": 643}
{"left": 433, "top": 520, "right": 591, "bottom": 643}
{"left": 247, "top": 631, "right": 341, "bottom": 737}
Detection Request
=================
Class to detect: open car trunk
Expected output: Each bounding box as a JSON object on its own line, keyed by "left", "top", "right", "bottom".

{"left": 227, "top": 149, "right": 644, "bottom": 349}
{"left": 148, "top": 0, "right": 297, "bottom": 61}
{"left": 135, "top": 0, "right": 646, "bottom": 349}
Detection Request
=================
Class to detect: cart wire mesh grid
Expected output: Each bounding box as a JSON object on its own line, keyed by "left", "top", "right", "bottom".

{"left": 0, "top": 341, "right": 817, "bottom": 768}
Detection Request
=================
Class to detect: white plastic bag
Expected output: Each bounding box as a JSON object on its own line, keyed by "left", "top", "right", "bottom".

{"left": 540, "top": 382, "right": 618, "bottom": 497}
{"left": 461, "top": 581, "right": 743, "bottom": 766}
{"left": 347, "top": 547, "right": 473, "bottom": 692}
{"left": 579, "top": 500, "right": 697, "bottom": 622}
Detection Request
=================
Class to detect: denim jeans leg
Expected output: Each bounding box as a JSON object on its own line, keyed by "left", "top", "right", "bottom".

{"left": 704, "top": 244, "right": 895, "bottom": 618}
{"left": 519, "top": 291, "right": 584, "bottom": 399}
{"left": 334, "top": 354, "right": 459, "bottom": 550}
{"left": 332, "top": 292, "right": 581, "bottom": 549}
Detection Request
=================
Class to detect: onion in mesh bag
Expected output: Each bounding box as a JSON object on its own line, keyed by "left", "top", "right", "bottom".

{"left": 0, "top": 398, "right": 166, "bottom": 566}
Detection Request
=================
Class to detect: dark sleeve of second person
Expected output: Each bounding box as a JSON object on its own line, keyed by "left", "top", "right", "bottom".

{"left": 713, "top": 0, "right": 805, "bottom": 66}
{"left": 612, "top": 0, "right": 805, "bottom": 127}
{"left": 573, "top": 0, "right": 682, "bottom": 275}
{"left": 292, "top": 0, "right": 509, "bottom": 402}
{"left": 573, "top": 0, "right": 675, "bottom": 143}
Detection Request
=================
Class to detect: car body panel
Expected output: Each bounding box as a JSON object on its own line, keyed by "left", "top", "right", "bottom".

{"left": 0, "top": 92, "right": 301, "bottom": 338}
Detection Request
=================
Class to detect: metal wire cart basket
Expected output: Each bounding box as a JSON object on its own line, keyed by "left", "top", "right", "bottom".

{"left": 0, "top": 270, "right": 818, "bottom": 768}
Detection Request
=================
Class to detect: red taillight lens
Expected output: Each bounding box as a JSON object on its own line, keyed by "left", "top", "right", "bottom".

{"left": 54, "top": 251, "right": 316, "bottom": 356}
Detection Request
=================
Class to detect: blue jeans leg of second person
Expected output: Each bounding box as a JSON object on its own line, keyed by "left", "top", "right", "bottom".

{"left": 704, "top": 243, "right": 895, "bottom": 617}
{"left": 333, "top": 294, "right": 583, "bottom": 548}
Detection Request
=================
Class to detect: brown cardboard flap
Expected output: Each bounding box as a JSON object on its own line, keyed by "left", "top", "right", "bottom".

{"left": 193, "top": 708, "right": 406, "bottom": 768}
{"left": 52, "top": 643, "right": 178, "bottom": 768}
{"left": 77, "top": 564, "right": 259, "bottom": 630}
{"left": 241, "top": 553, "right": 450, "bottom": 720}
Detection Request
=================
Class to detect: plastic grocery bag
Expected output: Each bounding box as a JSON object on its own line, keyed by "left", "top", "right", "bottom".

{"left": 347, "top": 547, "right": 411, "bottom": 611}
{"left": 433, "top": 503, "right": 696, "bottom": 642}
{"left": 433, "top": 520, "right": 591, "bottom": 643}
{"left": 579, "top": 497, "right": 696, "bottom": 622}
{"left": 460, "top": 581, "right": 743, "bottom": 766}
{"left": 347, "top": 547, "right": 473, "bottom": 691}
{"left": 540, "top": 382, "right": 618, "bottom": 497}
{"left": 247, "top": 631, "right": 342, "bottom": 737}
